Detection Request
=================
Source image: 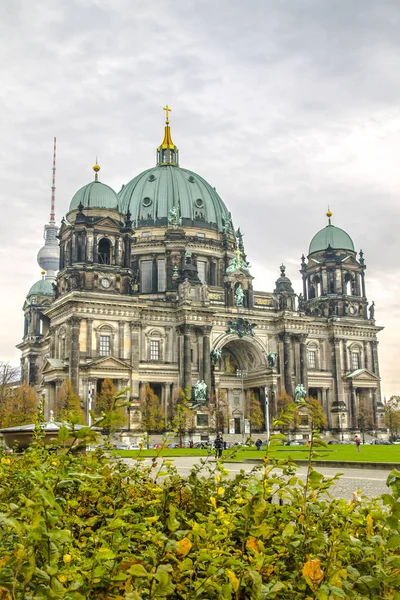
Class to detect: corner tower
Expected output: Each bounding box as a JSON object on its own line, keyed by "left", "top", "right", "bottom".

{"left": 300, "top": 209, "right": 367, "bottom": 319}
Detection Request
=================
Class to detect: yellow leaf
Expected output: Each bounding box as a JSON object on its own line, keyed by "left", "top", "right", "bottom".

{"left": 246, "top": 536, "right": 259, "bottom": 552}
{"left": 210, "top": 496, "right": 216, "bottom": 509}
{"left": 302, "top": 558, "right": 324, "bottom": 591}
{"left": 1, "top": 458, "right": 10, "bottom": 465}
{"left": 63, "top": 554, "right": 72, "bottom": 564}
{"left": 366, "top": 514, "right": 374, "bottom": 538}
{"left": 216, "top": 474, "right": 221, "bottom": 482}
{"left": 217, "top": 486, "right": 224, "bottom": 496}
{"left": 177, "top": 537, "right": 192, "bottom": 557}
{"left": 226, "top": 569, "right": 240, "bottom": 592}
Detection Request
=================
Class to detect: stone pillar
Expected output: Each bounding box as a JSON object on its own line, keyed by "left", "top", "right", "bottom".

{"left": 119, "top": 321, "right": 125, "bottom": 360}
{"left": 93, "top": 233, "right": 98, "bottom": 263}
{"left": 68, "top": 317, "right": 81, "bottom": 393}
{"left": 299, "top": 334, "right": 308, "bottom": 392}
{"left": 202, "top": 326, "right": 212, "bottom": 399}
{"left": 322, "top": 388, "right": 329, "bottom": 427}
{"left": 342, "top": 340, "right": 348, "bottom": 372}
{"left": 331, "top": 337, "right": 344, "bottom": 407}
{"left": 371, "top": 341, "right": 380, "bottom": 377}
{"left": 86, "top": 318, "right": 93, "bottom": 359}
{"left": 183, "top": 325, "right": 192, "bottom": 393}
{"left": 280, "top": 333, "right": 292, "bottom": 397}
{"left": 351, "top": 387, "right": 357, "bottom": 429}
{"left": 165, "top": 326, "right": 173, "bottom": 363}
{"left": 361, "top": 271, "right": 366, "bottom": 297}
{"left": 164, "top": 383, "right": 171, "bottom": 427}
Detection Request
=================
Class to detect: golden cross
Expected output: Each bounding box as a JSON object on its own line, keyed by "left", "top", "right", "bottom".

{"left": 163, "top": 104, "right": 172, "bottom": 123}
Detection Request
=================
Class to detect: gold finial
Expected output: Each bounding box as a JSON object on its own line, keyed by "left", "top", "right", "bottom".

{"left": 93, "top": 159, "right": 100, "bottom": 181}
{"left": 326, "top": 206, "right": 332, "bottom": 225}
{"left": 41, "top": 270, "right": 46, "bottom": 278}
{"left": 163, "top": 104, "right": 172, "bottom": 123}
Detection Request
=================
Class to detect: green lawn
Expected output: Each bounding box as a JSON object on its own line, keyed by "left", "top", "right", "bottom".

{"left": 116, "top": 444, "right": 400, "bottom": 463}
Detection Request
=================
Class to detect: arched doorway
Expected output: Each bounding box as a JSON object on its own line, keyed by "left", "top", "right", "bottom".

{"left": 212, "top": 335, "right": 269, "bottom": 437}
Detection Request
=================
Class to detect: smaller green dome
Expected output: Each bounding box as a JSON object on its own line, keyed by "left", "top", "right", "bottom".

{"left": 309, "top": 224, "right": 355, "bottom": 255}
{"left": 69, "top": 181, "right": 119, "bottom": 212}
{"left": 27, "top": 279, "right": 53, "bottom": 298}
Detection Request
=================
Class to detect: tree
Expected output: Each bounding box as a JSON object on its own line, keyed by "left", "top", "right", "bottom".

{"left": 0, "top": 362, "right": 20, "bottom": 422}
{"left": 55, "top": 379, "right": 84, "bottom": 422}
{"left": 169, "top": 388, "right": 195, "bottom": 446}
{"left": 209, "top": 390, "right": 229, "bottom": 433}
{"left": 0, "top": 382, "right": 38, "bottom": 428}
{"left": 140, "top": 384, "right": 165, "bottom": 433}
{"left": 357, "top": 397, "right": 376, "bottom": 443}
{"left": 95, "top": 378, "right": 127, "bottom": 432}
{"left": 249, "top": 392, "right": 265, "bottom": 432}
{"left": 275, "top": 392, "right": 300, "bottom": 433}
{"left": 384, "top": 396, "right": 400, "bottom": 441}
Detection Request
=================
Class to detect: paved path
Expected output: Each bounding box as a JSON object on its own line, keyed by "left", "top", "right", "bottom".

{"left": 126, "top": 456, "right": 391, "bottom": 501}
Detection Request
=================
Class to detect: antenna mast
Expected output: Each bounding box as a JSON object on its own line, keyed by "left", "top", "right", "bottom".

{"left": 50, "top": 137, "right": 56, "bottom": 223}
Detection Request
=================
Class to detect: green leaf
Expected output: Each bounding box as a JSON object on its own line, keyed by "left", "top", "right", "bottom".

{"left": 128, "top": 564, "right": 149, "bottom": 577}
{"left": 153, "top": 570, "right": 175, "bottom": 597}
{"left": 386, "top": 534, "right": 400, "bottom": 549}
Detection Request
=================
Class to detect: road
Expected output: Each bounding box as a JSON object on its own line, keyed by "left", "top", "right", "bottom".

{"left": 126, "top": 456, "right": 391, "bottom": 501}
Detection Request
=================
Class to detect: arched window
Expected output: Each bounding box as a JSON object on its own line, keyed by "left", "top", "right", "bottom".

{"left": 98, "top": 238, "right": 111, "bottom": 265}
{"left": 313, "top": 275, "right": 322, "bottom": 298}
{"left": 349, "top": 344, "right": 362, "bottom": 370}
{"left": 344, "top": 273, "right": 353, "bottom": 296}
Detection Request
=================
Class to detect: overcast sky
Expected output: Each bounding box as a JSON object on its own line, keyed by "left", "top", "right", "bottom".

{"left": 1, "top": 0, "right": 399, "bottom": 397}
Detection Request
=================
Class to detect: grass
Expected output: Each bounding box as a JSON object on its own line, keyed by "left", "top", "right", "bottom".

{"left": 116, "top": 444, "right": 400, "bottom": 463}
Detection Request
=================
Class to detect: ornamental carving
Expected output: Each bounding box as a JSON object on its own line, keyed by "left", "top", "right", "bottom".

{"left": 226, "top": 318, "right": 257, "bottom": 339}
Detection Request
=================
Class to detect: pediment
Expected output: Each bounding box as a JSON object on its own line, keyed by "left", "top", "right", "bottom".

{"left": 346, "top": 368, "right": 379, "bottom": 381}
{"left": 42, "top": 358, "right": 67, "bottom": 373}
{"left": 225, "top": 268, "right": 254, "bottom": 281}
{"left": 94, "top": 216, "right": 121, "bottom": 229}
{"left": 84, "top": 355, "right": 131, "bottom": 371}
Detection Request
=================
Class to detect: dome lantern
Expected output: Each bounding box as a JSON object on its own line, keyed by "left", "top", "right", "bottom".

{"left": 156, "top": 105, "right": 179, "bottom": 166}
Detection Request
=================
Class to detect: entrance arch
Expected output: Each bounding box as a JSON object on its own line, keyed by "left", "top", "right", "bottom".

{"left": 212, "top": 334, "right": 269, "bottom": 437}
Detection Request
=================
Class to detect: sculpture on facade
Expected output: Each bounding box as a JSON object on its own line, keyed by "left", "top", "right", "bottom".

{"left": 210, "top": 348, "right": 222, "bottom": 365}
{"left": 193, "top": 380, "right": 207, "bottom": 403}
{"left": 179, "top": 278, "right": 191, "bottom": 300}
{"left": 200, "top": 283, "right": 209, "bottom": 302}
{"left": 226, "top": 318, "right": 257, "bottom": 338}
{"left": 168, "top": 205, "right": 182, "bottom": 227}
{"left": 294, "top": 383, "right": 307, "bottom": 403}
{"left": 369, "top": 301, "right": 375, "bottom": 320}
{"left": 267, "top": 351, "right": 277, "bottom": 368}
{"left": 226, "top": 247, "right": 251, "bottom": 275}
{"left": 234, "top": 284, "right": 245, "bottom": 306}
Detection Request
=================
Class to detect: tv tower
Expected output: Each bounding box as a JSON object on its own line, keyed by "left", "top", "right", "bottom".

{"left": 37, "top": 138, "right": 60, "bottom": 281}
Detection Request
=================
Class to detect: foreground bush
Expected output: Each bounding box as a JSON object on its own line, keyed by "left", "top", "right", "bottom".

{"left": 0, "top": 430, "right": 399, "bottom": 599}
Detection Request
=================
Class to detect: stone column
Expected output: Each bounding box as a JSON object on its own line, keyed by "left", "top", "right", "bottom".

{"left": 331, "top": 337, "right": 344, "bottom": 407}
{"left": 371, "top": 341, "right": 380, "bottom": 377}
{"left": 165, "top": 326, "right": 173, "bottom": 363}
{"left": 119, "top": 321, "right": 125, "bottom": 360}
{"left": 68, "top": 317, "right": 81, "bottom": 393}
{"left": 202, "top": 326, "right": 212, "bottom": 399}
{"left": 322, "top": 388, "right": 329, "bottom": 427}
{"left": 299, "top": 334, "right": 308, "bottom": 392}
{"left": 342, "top": 340, "right": 348, "bottom": 372}
{"left": 351, "top": 387, "right": 357, "bottom": 429}
{"left": 86, "top": 318, "right": 93, "bottom": 359}
{"left": 280, "top": 333, "right": 292, "bottom": 397}
{"left": 183, "top": 325, "right": 192, "bottom": 393}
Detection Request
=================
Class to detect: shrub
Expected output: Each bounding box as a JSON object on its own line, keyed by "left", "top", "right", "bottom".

{"left": 0, "top": 413, "right": 399, "bottom": 598}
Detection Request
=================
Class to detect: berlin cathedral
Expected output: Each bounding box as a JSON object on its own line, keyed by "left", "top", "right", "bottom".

{"left": 17, "top": 108, "right": 384, "bottom": 440}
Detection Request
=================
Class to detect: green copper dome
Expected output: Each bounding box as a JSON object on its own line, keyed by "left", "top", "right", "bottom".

{"left": 309, "top": 224, "right": 355, "bottom": 255}
{"left": 69, "top": 180, "right": 118, "bottom": 212}
{"left": 118, "top": 165, "right": 232, "bottom": 232}
{"left": 27, "top": 278, "right": 53, "bottom": 299}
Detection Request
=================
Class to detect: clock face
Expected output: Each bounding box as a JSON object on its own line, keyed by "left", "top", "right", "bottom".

{"left": 101, "top": 278, "right": 111, "bottom": 289}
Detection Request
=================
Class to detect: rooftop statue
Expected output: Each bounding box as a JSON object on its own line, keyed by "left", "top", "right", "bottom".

{"left": 168, "top": 205, "right": 182, "bottom": 227}
{"left": 226, "top": 247, "right": 251, "bottom": 275}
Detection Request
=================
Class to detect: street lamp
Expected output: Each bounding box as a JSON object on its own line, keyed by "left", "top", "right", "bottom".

{"left": 265, "top": 388, "right": 270, "bottom": 445}
{"left": 236, "top": 369, "right": 248, "bottom": 443}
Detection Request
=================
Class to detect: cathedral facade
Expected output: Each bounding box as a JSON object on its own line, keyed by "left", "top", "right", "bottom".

{"left": 17, "top": 112, "right": 384, "bottom": 440}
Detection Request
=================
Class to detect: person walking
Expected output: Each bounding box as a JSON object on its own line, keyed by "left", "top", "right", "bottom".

{"left": 255, "top": 438, "right": 262, "bottom": 451}
{"left": 355, "top": 435, "right": 361, "bottom": 452}
{"left": 214, "top": 434, "right": 224, "bottom": 459}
